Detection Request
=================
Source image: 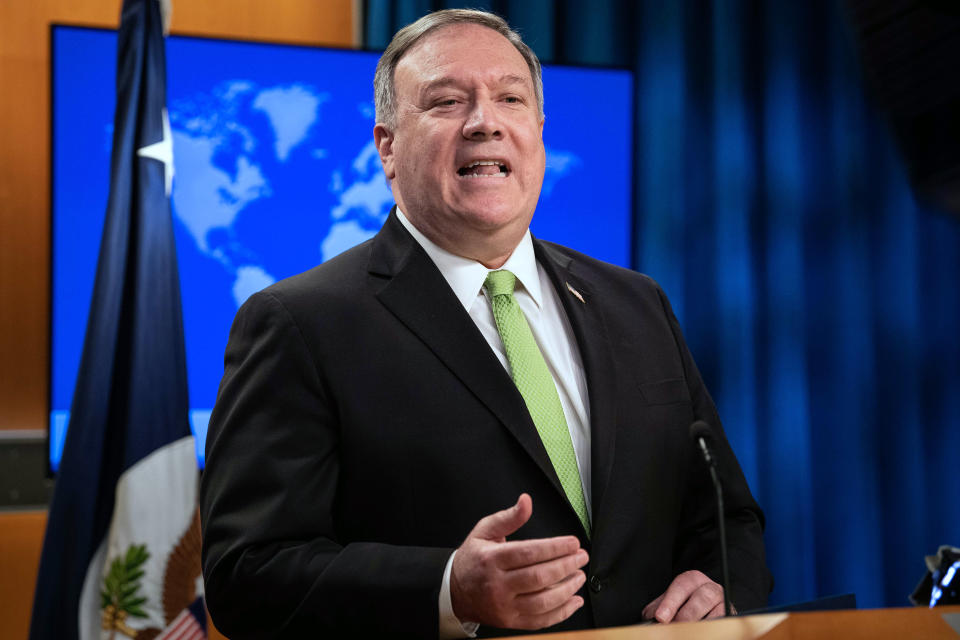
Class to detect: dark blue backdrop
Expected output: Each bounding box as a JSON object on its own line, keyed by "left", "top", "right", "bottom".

{"left": 366, "top": 0, "right": 960, "bottom": 610}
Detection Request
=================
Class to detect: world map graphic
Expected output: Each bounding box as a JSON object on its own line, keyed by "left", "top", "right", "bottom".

{"left": 170, "top": 80, "right": 581, "bottom": 312}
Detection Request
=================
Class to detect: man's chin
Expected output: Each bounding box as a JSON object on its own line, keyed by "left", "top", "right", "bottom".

{"left": 454, "top": 206, "right": 532, "bottom": 233}
{"left": 448, "top": 194, "right": 534, "bottom": 224}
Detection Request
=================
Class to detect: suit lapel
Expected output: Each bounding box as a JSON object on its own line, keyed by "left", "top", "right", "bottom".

{"left": 369, "top": 213, "right": 565, "bottom": 500}
{"left": 535, "top": 241, "right": 619, "bottom": 537}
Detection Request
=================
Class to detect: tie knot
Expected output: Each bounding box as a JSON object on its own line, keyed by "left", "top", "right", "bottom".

{"left": 485, "top": 270, "right": 517, "bottom": 298}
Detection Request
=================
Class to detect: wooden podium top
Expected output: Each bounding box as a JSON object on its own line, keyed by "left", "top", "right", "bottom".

{"left": 496, "top": 606, "right": 960, "bottom": 640}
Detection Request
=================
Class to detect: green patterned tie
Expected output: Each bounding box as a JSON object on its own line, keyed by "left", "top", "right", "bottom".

{"left": 484, "top": 270, "right": 590, "bottom": 535}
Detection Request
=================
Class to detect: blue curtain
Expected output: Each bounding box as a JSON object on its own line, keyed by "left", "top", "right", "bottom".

{"left": 365, "top": 0, "right": 960, "bottom": 609}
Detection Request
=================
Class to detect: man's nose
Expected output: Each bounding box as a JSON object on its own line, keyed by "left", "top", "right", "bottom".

{"left": 462, "top": 100, "right": 502, "bottom": 140}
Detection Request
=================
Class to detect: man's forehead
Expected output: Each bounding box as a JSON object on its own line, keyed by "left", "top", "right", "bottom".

{"left": 396, "top": 23, "right": 532, "bottom": 88}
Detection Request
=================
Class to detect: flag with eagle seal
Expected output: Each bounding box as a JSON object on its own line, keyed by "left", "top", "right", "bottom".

{"left": 29, "top": 0, "right": 206, "bottom": 638}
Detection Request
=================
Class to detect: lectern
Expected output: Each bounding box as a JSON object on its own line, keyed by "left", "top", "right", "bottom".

{"left": 494, "top": 606, "right": 960, "bottom": 640}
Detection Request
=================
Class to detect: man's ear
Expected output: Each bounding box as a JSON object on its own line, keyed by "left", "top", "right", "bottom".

{"left": 373, "top": 123, "right": 396, "bottom": 180}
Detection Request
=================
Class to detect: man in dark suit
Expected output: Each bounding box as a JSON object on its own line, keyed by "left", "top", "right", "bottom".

{"left": 200, "top": 9, "right": 772, "bottom": 639}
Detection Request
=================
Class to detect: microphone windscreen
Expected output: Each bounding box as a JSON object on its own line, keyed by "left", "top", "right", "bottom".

{"left": 689, "top": 420, "right": 713, "bottom": 443}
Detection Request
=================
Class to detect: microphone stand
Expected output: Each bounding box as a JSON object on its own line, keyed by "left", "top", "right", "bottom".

{"left": 694, "top": 425, "right": 733, "bottom": 617}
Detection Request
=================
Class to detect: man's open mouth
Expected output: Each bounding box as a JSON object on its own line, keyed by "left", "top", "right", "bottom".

{"left": 457, "top": 160, "right": 510, "bottom": 178}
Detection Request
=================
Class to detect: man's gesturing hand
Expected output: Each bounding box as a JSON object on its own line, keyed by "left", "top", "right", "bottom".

{"left": 641, "top": 570, "right": 732, "bottom": 623}
{"left": 450, "top": 494, "right": 589, "bottom": 630}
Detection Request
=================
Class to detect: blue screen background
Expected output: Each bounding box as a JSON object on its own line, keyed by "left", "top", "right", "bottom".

{"left": 51, "top": 26, "right": 633, "bottom": 469}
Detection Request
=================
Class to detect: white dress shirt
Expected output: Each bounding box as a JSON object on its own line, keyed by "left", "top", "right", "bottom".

{"left": 394, "top": 210, "right": 592, "bottom": 639}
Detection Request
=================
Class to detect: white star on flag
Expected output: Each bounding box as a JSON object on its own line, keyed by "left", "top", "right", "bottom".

{"left": 137, "top": 107, "right": 174, "bottom": 196}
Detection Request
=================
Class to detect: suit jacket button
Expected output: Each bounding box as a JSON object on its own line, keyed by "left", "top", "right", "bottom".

{"left": 589, "top": 575, "right": 603, "bottom": 593}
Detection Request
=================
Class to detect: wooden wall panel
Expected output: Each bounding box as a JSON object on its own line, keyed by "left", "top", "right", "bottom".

{"left": 0, "top": 1, "right": 355, "bottom": 638}
{"left": 0, "top": 511, "right": 46, "bottom": 640}
{"left": 171, "top": 0, "right": 356, "bottom": 44}
{"left": 0, "top": 0, "right": 355, "bottom": 434}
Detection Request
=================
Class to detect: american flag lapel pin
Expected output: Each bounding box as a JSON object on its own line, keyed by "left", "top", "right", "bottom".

{"left": 566, "top": 282, "right": 585, "bottom": 304}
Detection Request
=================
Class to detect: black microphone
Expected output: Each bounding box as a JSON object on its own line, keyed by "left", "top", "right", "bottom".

{"left": 689, "top": 420, "right": 733, "bottom": 617}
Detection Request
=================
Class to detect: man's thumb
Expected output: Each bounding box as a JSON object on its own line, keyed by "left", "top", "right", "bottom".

{"left": 471, "top": 494, "right": 533, "bottom": 541}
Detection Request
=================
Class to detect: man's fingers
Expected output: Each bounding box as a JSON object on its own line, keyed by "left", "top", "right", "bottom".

{"left": 494, "top": 536, "right": 583, "bottom": 570}
{"left": 646, "top": 570, "right": 723, "bottom": 623}
{"left": 672, "top": 581, "right": 725, "bottom": 622}
{"left": 705, "top": 601, "right": 726, "bottom": 619}
{"left": 656, "top": 570, "right": 711, "bottom": 620}
{"left": 470, "top": 494, "right": 533, "bottom": 541}
{"left": 641, "top": 593, "right": 664, "bottom": 620}
{"left": 513, "top": 570, "right": 586, "bottom": 615}
{"left": 503, "top": 548, "right": 588, "bottom": 593}
{"left": 453, "top": 493, "right": 589, "bottom": 630}
{"left": 513, "top": 593, "right": 585, "bottom": 630}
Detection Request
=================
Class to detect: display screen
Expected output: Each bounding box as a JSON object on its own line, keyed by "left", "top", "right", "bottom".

{"left": 51, "top": 25, "right": 634, "bottom": 469}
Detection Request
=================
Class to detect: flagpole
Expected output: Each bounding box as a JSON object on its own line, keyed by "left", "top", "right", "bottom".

{"left": 30, "top": 1, "right": 204, "bottom": 638}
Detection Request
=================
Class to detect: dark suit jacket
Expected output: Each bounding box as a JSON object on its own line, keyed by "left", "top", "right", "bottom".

{"left": 199, "top": 211, "right": 772, "bottom": 639}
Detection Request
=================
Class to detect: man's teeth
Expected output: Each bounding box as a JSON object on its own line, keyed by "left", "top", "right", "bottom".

{"left": 458, "top": 160, "right": 509, "bottom": 177}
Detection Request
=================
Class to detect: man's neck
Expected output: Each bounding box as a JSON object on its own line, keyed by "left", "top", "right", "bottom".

{"left": 394, "top": 208, "right": 542, "bottom": 314}
{"left": 395, "top": 208, "right": 527, "bottom": 269}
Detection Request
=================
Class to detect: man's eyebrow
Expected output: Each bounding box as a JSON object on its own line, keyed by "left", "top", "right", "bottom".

{"left": 498, "top": 73, "right": 532, "bottom": 88}
{"left": 420, "top": 77, "right": 462, "bottom": 94}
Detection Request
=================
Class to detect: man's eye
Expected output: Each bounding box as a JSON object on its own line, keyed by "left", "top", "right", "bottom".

{"left": 436, "top": 99, "right": 458, "bottom": 107}
{"left": 504, "top": 96, "right": 522, "bottom": 104}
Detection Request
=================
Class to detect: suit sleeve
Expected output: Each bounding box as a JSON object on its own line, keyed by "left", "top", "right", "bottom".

{"left": 199, "top": 290, "right": 453, "bottom": 639}
{"left": 654, "top": 284, "right": 774, "bottom": 611}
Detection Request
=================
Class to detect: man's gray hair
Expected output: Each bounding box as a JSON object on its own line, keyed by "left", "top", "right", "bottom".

{"left": 374, "top": 9, "right": 544, "bottom": 128}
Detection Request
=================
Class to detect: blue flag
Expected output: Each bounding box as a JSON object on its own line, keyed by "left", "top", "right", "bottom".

{"left": 30, "top": 1, "right": 206, "bottom": 638}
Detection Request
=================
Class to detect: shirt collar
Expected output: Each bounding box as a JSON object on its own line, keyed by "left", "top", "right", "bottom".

{"left": 395, "top": 208, "right": 543, "bottom": 312}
